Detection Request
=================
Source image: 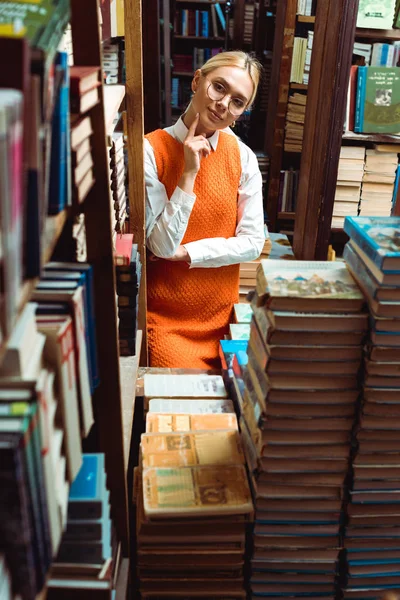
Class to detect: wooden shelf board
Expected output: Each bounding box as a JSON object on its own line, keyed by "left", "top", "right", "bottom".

{"left": 355, "top": 27, "right": 400, "bottom": 40}
{"left": 120, "top": 329, "right": 143, "bottom": 473}
{"left": 297, "top": 15, "right": 315, "bottom": 22}
{"left": 175, "top": 35, "right": 225, "bottom": 40}
{"left": 173, "top": 71, "right": 193, "bottom": 77}
{"left": 103, "top": 84, "right": 126, "bottom": 138}
{"left": 176, "top": 0, "right": 227, "bottom": 2}
{"left": 342, "top": 132, "right": 400, "bottom": 143}
{"left": 278, "top": 211, "right": 296, "bottom": 220}
{"left": 290, "top": 82, "right": 308, "bottom": 90}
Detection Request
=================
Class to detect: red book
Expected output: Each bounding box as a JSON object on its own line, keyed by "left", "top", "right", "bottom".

{"left": 69, "top": 66, "right": 101, "bottom": 96}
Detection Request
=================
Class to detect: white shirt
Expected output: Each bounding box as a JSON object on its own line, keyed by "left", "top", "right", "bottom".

{"left": 144, "top": 116, "right": 266, "bottom": 268}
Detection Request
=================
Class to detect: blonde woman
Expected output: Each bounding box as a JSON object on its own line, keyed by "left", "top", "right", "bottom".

{"left": 145, "top": 51, "right": 266, "bottom": 368}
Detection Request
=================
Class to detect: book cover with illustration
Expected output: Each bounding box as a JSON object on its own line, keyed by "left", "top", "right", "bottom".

{"left": 256, "top": 259, "right": 364, "bottom": 312}
{"left": 362, "top": 66, "right": 400, "bottom": 133}
{"left": 344, "top": 216, "right": 400, "bottom": 272}
{"left": 142, "top": 464, "right": 253, "bottom": 518}
{"left": 357, "top": 0, "right": 397, "bottom": 29}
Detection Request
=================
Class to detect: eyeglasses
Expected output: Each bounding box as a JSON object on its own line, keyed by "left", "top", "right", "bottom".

{"left": 205, "top": 78, "right": 247, "bottom": 117}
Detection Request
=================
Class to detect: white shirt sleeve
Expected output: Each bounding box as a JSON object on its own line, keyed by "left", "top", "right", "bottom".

{"left": 145, "top": 138, "right": 196, "bottom": 258}
{"left": 183, "top": 139, "right": 266, "bottom": 269}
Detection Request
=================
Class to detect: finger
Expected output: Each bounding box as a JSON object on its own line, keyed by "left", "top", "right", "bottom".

{"left": 187, "top": 113, "right": 200, "bottom": 139}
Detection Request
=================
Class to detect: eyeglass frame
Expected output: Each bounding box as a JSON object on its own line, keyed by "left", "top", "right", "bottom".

{"left": 203, "top": 76, "right": 249, "bottom": 117}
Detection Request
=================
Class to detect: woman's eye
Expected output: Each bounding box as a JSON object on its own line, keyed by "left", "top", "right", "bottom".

{"left": 213, "top": 82, "right": 225, "bottom": 93}
{"left": 233, "top": 99, "right": 245, "bottom": 109}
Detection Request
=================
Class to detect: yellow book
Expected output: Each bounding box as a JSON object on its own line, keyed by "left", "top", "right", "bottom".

{"left": 142, "top": 465, "right": 253, "bottom": 518}
{"left": 146, "top": 412, "right": 238, "bottom": 433}
{"left": 141, "top": 430, "right": 245, "bottom": 468}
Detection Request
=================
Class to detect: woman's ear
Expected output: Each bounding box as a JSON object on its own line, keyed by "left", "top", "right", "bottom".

{"left": 191, "top": 69, "right": 202, "bottom": 93}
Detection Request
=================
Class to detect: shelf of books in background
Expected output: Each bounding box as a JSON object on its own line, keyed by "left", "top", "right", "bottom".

{"left": 336, "top": 0, "right": 400, "bottom": 231}
{"left": 266, "top": 0, "right": 316, "bottom": 234}
{"left": 0, "top": 0, "right": 129, "bottom": 598}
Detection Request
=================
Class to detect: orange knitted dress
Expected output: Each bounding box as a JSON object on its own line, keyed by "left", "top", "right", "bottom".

{"left": 145, "top": 128, "right": 242, "bottom": 369}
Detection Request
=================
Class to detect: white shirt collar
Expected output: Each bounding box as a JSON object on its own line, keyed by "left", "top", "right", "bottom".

{"left": 173, "top": 116, "right": 221, "bottom": 151}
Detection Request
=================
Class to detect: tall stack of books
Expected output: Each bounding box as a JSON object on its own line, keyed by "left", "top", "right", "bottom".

{"left": 342, "top": 216, "right": 400, "bottom": 600}
{"left": 135, "top": 373, "right": 253, "bottom": 599}
{"left": 332, "top": 146, "right": 365, "bottom": 229}
{"left": 359, "top": 147, "right": 398, "bottom": 217}
{"left": 284, "top": 93, "right": 307, "bottom": 153}
{"left": 114, "top": 234, "right": 142, "bottom": 356}
{"left": 236, "top": 259, "right": 368, "bottom": 599}
{"left": 47, "top": 454, "right": 115, "bottom": 596}
{"left": 109, "top": 131, "right": 127, "bottom": 233}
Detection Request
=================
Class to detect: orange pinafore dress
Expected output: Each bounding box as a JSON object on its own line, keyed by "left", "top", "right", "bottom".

{"left": 145, "top": 128, "right": 242, "bottom": 369}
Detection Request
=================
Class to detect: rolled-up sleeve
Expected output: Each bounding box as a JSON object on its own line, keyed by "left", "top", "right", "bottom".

{"left": 145, "top": 138, "right": 196, "bottom": 258}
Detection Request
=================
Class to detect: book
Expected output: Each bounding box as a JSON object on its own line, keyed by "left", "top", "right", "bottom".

{"left": 142, "top": 465, "right": 253, "bottom": 518}
{"left": 148, "top": 398, "right": 235, "bottom": 414}
{"left": 256, "top": 260, "right": 365, "bottom": 313}
{"left": 357, "top": 0, "right": 397, "bottom": 29}
{"left": 68, "top": 454, "right": 108, "bottom": 520}
{"left": 69, "top": 66, "right": 101, "bottom": 95}
{"left": 359, "top": 66, "right": 400, "bottom": 133}
{"left": 143, "top": 374, "right": 228, "bottom": 400}
{"left": 146, "top": 412, "right": 238, "bottom": 433}
{"left": 344, "top": 216, "right": 400, "bottom": 272}
{"left": 141, "top": 430, "right": 245, "bottom": 468}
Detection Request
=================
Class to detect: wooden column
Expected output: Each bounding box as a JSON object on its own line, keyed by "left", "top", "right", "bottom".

{"left": 70, "top": 0, "right": 129, "bottom": 553}
{"left": 265, "top": 0, "right": 296, "bottom": 231}
{"left": 292, "top": 0, "right": 359, "bottom": 260}
{"left": 125, "top": 0, "right": 148, "bottom": 365}
{"left": 142, "top": 0, "right": 162, "bottom": 133}
{"left": 161, "top": 0, "right": 172, "bottom": 127}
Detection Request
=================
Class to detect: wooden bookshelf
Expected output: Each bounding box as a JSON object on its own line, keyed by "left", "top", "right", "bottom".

{"left": 290, "top": 82, "right": 308, "bottom": 90}
{"left": 120, "top": 329, "right": 142, "bottom": 474}
{"left": 298, "top": 15, "right": 315, "bottom": 22}
{"left": 42, "top": 210, "right": 69, "bottom": 263}
{"left": 278, "top": 211, "right": 296, "bottom": 220}
{"left": 174, "top": 35, "right": 225, "bottom": 40}
{"left": 342, "top": 132, "right": 400, "bottom": 143}
{"left": 173, "top": 70, "right": 193, "bottom": 76}
{"left": 355, "top": 27, "right": 400, "bottom": 40}
{"left": 103, "top": 83, "right": 126, "bottom": 141}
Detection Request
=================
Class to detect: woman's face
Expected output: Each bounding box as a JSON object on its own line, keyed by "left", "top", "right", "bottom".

{"left": 191, "top": 66, "right": 254, "bottom": 132}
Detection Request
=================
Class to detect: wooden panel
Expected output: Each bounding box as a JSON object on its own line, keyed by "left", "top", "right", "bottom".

{"left": 162, "top": 0, "right": 172, "bottom": 126}
{"left": 292, "top": 0, "right": 359, "bottom": 260}
{"left": 142, "top": 0, "right": 162, "bottom": 133}
{"left": 70, "top": 0, "right": 129, "bottom": 554}
{"left": 125, "top": 0, "right": 148, "bottom": 366}
{"left": 265, "top": 0, "right": 297, "bottom": 230}
{"left": 356, "top": 28, "right": 400, "bottom": 40}
{"left": 233, "top": 0, "right": 245, "bottom": 49}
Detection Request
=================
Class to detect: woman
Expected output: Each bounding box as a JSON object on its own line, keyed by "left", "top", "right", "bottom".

{"left": 145, "top": 50, "right": 266, "bottom": 369}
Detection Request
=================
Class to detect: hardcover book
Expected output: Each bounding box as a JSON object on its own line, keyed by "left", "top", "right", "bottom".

{"left": 344, "top": 216, "right": 400, "bottom": 272}
{"left": 143, "top": 374, "right": 228, "bottom": 399}
{"left": 146, "top": 412, "right": 238, "bottom": 433}
{"left": 148, "top": 398, "right": 235, "bottom": 414}
{"left": 360, "top": 66, "right": 400, "bottom": 133}
{"left": 357, "top": 0, "right": 397, "bottom": 29}
{"left": 142, "top": 464, "right": 253, "bottom": 518}
{"left": 256, "top": 260, "right": 364, "bottom": 313}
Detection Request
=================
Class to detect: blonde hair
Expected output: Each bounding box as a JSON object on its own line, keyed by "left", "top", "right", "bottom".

{"left": 200, "top": 51, "right": 262, "bottom": 107}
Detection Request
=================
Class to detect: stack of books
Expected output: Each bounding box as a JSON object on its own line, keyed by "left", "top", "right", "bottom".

{"left": 136, "top": 373, "right": 253, "bottom": 599}
{"left": 243, "top": 3, "right": 255, "bottom": 45}
{"left": 237, "top": 259, "right": 368, "bottom": 599}
{"left": 48, "top": 454, "right": 115, "bottom": 596}
{"left": 332, "top": 146, "right": 365, "bottom": 229}
{"left": 278, "top": 168, "right": 300, "bottom": 212}
{"left": 284, "top": 93, "right": 307, "bottom": 153}
{"left": 290, "top": 32, "right": 313, "bottom": 85}
{"left": 297, "top": 0, "right": 314, "bottom": 16}
{"left": 114, "top": 234, "right": 142, "bottom": 356}
{"left": 255, "top": 151, "right": 269, "bottom": 192}
{"left": 359, "top": 147, "right": 398, "bottom": 217}
{"left": 109, "top": 132, "right": 127, "bottom": 233}
{"left": 342, "top": 217, "right": 400, "bottom": 599}
{"left": 103, "top": 42, "right": 120, "bottom": 85}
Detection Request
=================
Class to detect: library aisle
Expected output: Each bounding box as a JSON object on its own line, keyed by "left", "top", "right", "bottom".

{"left": 2, "top": 0, "right": 400, "bottom": 599}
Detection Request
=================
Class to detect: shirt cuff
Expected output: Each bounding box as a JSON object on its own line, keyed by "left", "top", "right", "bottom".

{"left": 182, "top": 242, "right": 205, "bottom": 268}
{"left": 171, "top": 186, "right": 196, "bottom": 207}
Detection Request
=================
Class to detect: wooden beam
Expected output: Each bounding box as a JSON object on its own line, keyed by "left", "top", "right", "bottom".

{"left": 265, "top": 0, "right": 296, "bottom": 231}
{"left": 70, "top": 0, "right": 129, "bottom": 553}
{"left": 292, "top": 0, "right": 359, "bottom": 260}
{"left": 125, "top": 0, "right": 148, "bottom": 366}
{"left": 142, "top": 0, "right": 162, "bottom": 133}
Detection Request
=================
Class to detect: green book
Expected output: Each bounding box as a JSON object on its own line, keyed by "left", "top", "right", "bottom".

{"left": 357, "top": 0, "right": 396, "bottom": 29}
{"left": 363, "top": 67, "right": 400, "bottom": 133}
{"left": 233, "top": 303, "right": 253, "bottom": 324}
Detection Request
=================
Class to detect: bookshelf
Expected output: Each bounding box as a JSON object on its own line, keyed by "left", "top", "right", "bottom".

{"left": 0, "top": 0, "right": 145, "bottom": 595}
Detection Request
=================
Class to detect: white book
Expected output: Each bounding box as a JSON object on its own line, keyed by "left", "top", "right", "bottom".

{"left": 148, "top": 398, "right": 235, "bottom": 414}
{"left": 144, "top": 374, "right": 228, "bottom": 400}
{"left": 0, "top": 302, "right": 39, "bottom": 378}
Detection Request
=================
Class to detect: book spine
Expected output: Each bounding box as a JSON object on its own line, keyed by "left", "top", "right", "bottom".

{"left": 343, "top": 244, "right": 378, "bottom": 300}
{"left": 354, "top": 66, "right": 367, "bottom": 133}
{"left": 343, "top": 218, "right": 383, "bottom": 269}
{"left": 215, "top": 3, "right": 226, "bottom": 30}
{"left": 49, "top": 51, "right": 69, "bottom": 215}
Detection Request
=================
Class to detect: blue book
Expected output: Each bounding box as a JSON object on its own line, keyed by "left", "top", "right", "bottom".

{"left": 201, "top": 11, "right": 208, "bottom": 37}
{"left": 392, "top": 165, "right": 400, "bottom": 212}
{"left": 381, "top": 44, "right": 389, "bottom": 66}
{"left": 49, "top": 51, "right": 69, "bottom": 215}
{"left": 344, "top": 243, "right": 397, "bottom": 301}
{"left": 195, "top": 10, "right": 200, "bottom": 36}
{"left": 214, "top": 2, "right": 226, "bottom": 30}
{"left": 354, "top": 66, "right": 367, "bottom": 133}
{"left": 45, "top": 262, "right": 100, "bottom": 392}
{"left": 344, "top": 216, "right": 400, "bottom": 273}
{"left": 68, "top": 454, "right": 107, "bottom": 520}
